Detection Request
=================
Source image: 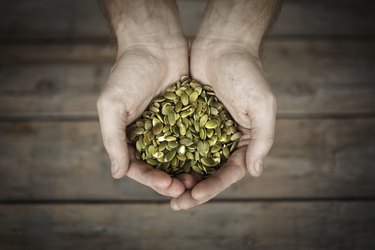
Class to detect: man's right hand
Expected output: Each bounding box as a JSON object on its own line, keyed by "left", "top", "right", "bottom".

{"left": 97, "top": 41, "right": 189, "bottom": 197}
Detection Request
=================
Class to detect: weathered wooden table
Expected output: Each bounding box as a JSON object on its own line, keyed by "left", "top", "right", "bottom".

{"left": 0, "top": 0, "right": 374, "bottom": 249}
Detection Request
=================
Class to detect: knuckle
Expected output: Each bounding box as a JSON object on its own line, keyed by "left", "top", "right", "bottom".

{"left": 269, "top": 92, "right": 277, "bottom": 111}
{"left": 263, "top": 136, "right": 275, "bottom": 151}
{"left": 96, "top": 93, "right": 114, "bottom": 112}
{"left": 266, "top": 136, "right": 275, "bottom": 146}
{"left": 264, "top": 91, "right": 277, "bottom": 110}
{"left": 102, "top": 135, "right": 114, "bottom": 149}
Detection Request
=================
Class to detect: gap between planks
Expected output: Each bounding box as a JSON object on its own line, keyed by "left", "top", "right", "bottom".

{"left": 1, "top": 112, "right": 375, "bottom": 122}
{"left": 1, "top": 197, "right": 375, "bottom": 205}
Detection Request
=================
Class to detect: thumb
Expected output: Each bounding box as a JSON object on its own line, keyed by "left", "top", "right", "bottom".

{"left": 245, "top": 96, "right": 276, "bottom": 177}
{"left": 97, "top": 95, "right": 130, "bottom": 179}
{"left": 245, "top": 128, "right": 274, "bottom": 177}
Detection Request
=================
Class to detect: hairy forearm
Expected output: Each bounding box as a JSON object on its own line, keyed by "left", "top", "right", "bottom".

{"left": 195, "top": 0, "right": 281, "bottom": 54}
{"left": 99, "top": 0, "right": 186, "bottom": 51}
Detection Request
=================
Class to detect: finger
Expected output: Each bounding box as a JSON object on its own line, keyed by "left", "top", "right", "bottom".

{"left": 170, "top": 147, "right": 247, "bottom": 210}
{"left": 246, "top": 94, "right": 276, "bottom": 177}
{"left": 175, "top": 173, "right": 203, "bottom": 189}
{"left": 170, "top": 191, "right": 198, "bottom": 211}
{"left": 97, "top": 94, "right": 129, "bottom": 179}
{"left": 127, "top": 147, "right": 185, "bottom": 198}
{"left": 152, "top": 178, "right": 185, "bottom": 198}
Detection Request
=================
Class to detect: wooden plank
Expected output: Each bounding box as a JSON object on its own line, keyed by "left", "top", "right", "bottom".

{"left": 0, "top": 0, "right": 374, "bottom": 41}
{"left": 0, "top": 119, "right": 374, "bottom": 200}
{"left": 0, "top": 202, "right": 374, "bottom": 249}
{"left": 0, "top": 40, "right": 374, "bottom": 116}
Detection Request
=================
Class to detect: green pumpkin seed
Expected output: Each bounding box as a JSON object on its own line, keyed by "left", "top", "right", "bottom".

{"left": 147, "top": 158, "right": 159, "bottom": 166}
{"left": 171, "top": 156, "right": 179, "bottom": 167}
{"left": 179, "top": 124, "right": 187, "bottom": 136}
{"left": 168, "top": 111, "right": 177, "bottom": 125}
{"left": 133, "top": 127, "right": 145, "bottom": 135}
{"left": 161, "top": 103, "right": 173, "bottom": 115}
{"left": 177, "top": 154, "right": 187, "bottom": 161}
{"left": 168, "top": 141, "right": 178, "bottom": 149}
{"left": 205, "top": 119, "right": 219, "bottom": 129}
{"left": 230, "top": 140, "right": 239, "bottom": 152}
{"left": 150, "top": 106, "right": 159, "bottom": 113}
{"left": 199, "top": 128, "right": 206, "bottom": 140}
{"left": 154, "top": 96, "right": 166, "bottom": 102}
{"left": 231, "top": 132, "right": 242, "bottom": 141}
{"left": 181, "top": 107, "right": 195, "bottom": 118}
{"left": 183, "top": 162, "right": 191, "bottom": 173}
{"left": 165, "top": 136, "right": 177, "bottom": 142}
{"left": 127, "top": 76, "right": 241, "bottom": 177}
{"left": 165, "top": 150, "right": 177, "bottom": 162}
{"left": 185, "top": 151, "right": 194, "bottom": 160}
{"left": 225, "top": 120, "right": 234, "bottom": 126}
{"left": 153, "top": 151, "right": 164, "bottom": 158}
{"left": 136, "top": 120, "right": 145, "bottom": 128}
{"left": 192, "top": 165, "right": 202, "bottom": 174}
{"left": 175, "top": 101, "right": 182, "bottom": 112}
{"left": 177, "top": 145, "right": 186, "bottom": 155}
{"left": 164, "top": 92, "right": 177, "bottom": 100}
{"left": 201, "top": 157, "right": 217, "bottom": 167}
{"left": 211, "top": 144, "right": 221, "bottom": 153}
{"left": 181, "top": 94, "right": 189, "bottom": 106}
{"left": 159, "top": 142, "right": 167, "bottom": 151}
{"left": 181, "top": 75, "right": 189, "bottom": 81}
{"left": 152, "top": 123, "right": 163, "bottom": 135}
{"left": 190, "top": 91, "right": 199, "bottom": 102}
{"left": 199, "top": 114, "right": 208, "bottom": 127}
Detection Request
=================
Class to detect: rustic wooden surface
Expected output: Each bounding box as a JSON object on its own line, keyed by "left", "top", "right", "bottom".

{"left": 0, "top": 119, "right": 374, "bottom": 200}
{"left": 0, "top": 40, "right": 374, "bottom": 116}
{"left": 1, "top": 202, "right": 375, "bottom": 250}
{"left": 1, "top": 0, "right": 375, "bottom": 40}
{"left": 0, "top": 0, "right": 374, "bottom": 249}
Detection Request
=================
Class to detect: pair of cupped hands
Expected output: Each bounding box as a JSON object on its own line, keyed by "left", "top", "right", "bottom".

{"left": 97, "top": 36, "right": 276, "bottom": 210}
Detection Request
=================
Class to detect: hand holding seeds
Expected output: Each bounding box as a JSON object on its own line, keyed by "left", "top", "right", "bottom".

{"left": 97, "top": 41, "right": 189, "bottom": 198}
{"left": 98, "top": 0, "right": 279, "bottom": 211}
{"left": 168, "top": 43, "right": 277, "bottom": 210}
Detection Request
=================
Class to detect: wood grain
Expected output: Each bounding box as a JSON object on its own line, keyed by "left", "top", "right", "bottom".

{"left": 0, "top": 1, "right": 374, "bottom": 248}
{"left": 0, "top": 202, "right": 374, "bottom": 249}
{"left": 0, "top": 40, "right": 374, "bottom": 116}
{"left": 0, "top": 0, "right": 375, "bottom": 41}
{"left": 0, "top": 119, "right": 374, "bottom": 200}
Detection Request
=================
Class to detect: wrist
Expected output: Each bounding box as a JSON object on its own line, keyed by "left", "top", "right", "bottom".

{"left": 117, "top": 35, "right": 189, "bottom": 61}
{"left": 116, "top": 31, "right": 188, "bottom": 55}
{"left": 191, "top": 37, "right": 260, "bottom": 60}
{"left": 103, "top": 0, "right": 187, "bottom": 54}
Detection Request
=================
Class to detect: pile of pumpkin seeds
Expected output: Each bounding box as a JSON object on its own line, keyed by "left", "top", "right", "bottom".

{"left": 126, "top": 76, "right": 241, "bottom": 176}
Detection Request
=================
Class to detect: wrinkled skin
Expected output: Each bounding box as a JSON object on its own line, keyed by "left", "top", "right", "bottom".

{"left": 97, "top": 39, "right": 276, "bottom": 209}
{"left": 97, "top": 42, "right": 190, "bottom": 197}
{"left": 170, "top": 40, "right": 277, "bottom": 210}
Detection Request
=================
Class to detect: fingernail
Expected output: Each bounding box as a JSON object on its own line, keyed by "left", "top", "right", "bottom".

{"left": 254, "top": 160, "right": 264, "bottom": 175}
{"left": 111, "top": 161, "right": 119, "bottom": 175}
{"left": 170, "top": 200, "right": 180, "bottom": 211}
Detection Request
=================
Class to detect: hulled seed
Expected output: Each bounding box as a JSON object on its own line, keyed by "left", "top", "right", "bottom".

{"left": 126, "top": 75, "right": 242, "bottom": 177}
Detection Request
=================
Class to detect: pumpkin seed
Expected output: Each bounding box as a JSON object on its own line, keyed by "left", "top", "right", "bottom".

{"left": 133, "top": 127, "right": 145, "bottom": 135}
{"left": 165, "top": 150, "right": 177, "bottom": 162}
{"left": 153, "top": 151, "right": 164, "bottom": 158}
{"left": 231, "top": 132, "right": 242, "bottom": 141}
{"left": 205, "top": 119, "right": 219, "bottom": 129}
{"left": 127, "top": 75, "right": 241, "bottom": 176}
{"left": 152, "top": 123, "right": 163, "bottom": 135}
{"left": 190, "top": 91, "right": 199, "bottom": 102}
{"left": 164, "top": 92, "right": 177, "bottom": 100}
{"left": 165, "top": 136, "right": 177, "bottom": 142}
{"left": 147, "top": 158, "right": 159, "bottom": 166}
{"left": 201, "top": 157, "right": 217, "bottom": 167}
